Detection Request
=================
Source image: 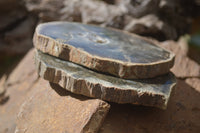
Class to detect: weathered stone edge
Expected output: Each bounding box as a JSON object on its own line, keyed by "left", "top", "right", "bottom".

{"left": 82, "top": 101, "right": 110, "bottom": 133}
{"left": 16, "top": 83, "right": 110, "bottom": 133}
{"left": 34, "top": 50, "right": 176, "bottom": 109}
{"left": 33, "top": 22, "right": 175, "bottom": 79}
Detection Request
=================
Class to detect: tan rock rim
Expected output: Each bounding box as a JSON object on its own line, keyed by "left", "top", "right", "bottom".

{"left": 33, "top": 21, "right": 175, "bottom": 79}
{"left": 35, "top": 50, "right": 176, "bottom": 109}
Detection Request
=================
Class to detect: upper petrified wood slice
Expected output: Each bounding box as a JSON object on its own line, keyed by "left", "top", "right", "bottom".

{"left": 34, "top": 22, "right": 175, "bottom": 79}
{"left": 35, "top": 50, "right": 176, "bottom": 109}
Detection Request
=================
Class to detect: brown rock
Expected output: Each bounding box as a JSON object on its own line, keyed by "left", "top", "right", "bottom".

{"left": 0, "top": 48, "right": 109, "bottom": 133}
{"left": 25, "top": 0, "right": 123, "bottom": 24}
{"left": 124, "top": 14, "right": 177, "bottom": 40}
{"left": 99, "top": 79, "right": 200, "bottom": 133}
{"left": 6, "top": 49, "right": 38, "bottom": 85}
{"left": 15, "top": 79, "right": 110, "bottom": 133}
{"left": 0, "top": 13, "right": 37, "bottom": 56}
{"left": 0, "top": 75, "right": 6, "bottom": 94}
{"left": 118, "top": 0, "right": 160, "bottom": 18}
{"left": 160, "top": 41, "right": 200, "bottom": 78}
{"left": 0, "top": 40, "right": 199, "bottom": 133}
{"left": 0, "top": 49, "right": 38, "bottom": 133}
{"left": 0, "top": 0, "right": 39, "bottom": 57}
{"left": 61, "top": 0, "right": 122, "bottom": 24}
{"left": 24, "top": 0, "right": 198, "bottom": 41}
{"left": 0, "top": 0, "right": 38, "bottom": 56}
{"left": 34, "top": 22, "right": 174, "bottom": 79}
{"left": 35, "top": 50, "right": 176, "bottom": 109}
{"left": 0, "top": 0, "right": 29, "bottom": 56}
{"left": 2, "top": 16, "right": 37, "bottom": 55}
{"left": 185, "top": 78, "right": 200, "bottom": 92}
{"left": 0, "top": 75, "right": 7, "bottom": 104}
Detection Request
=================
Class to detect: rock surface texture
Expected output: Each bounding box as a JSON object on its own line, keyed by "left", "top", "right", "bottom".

{"left": 34, "top": 22, "right": 175, "bottom": 79}
{"left": 1, "top": 39, "right": 200, "bottom": 133}
{"left": 99, "top": 80, "right": 200, "bottom": 133}
{"left": 35, "top": 50, "right": 176, "bottom": 109}
{"left": 186, "top": 78, "right": 200, "bottom": 92}
{"left": 0, "top": 49, "right": 38, "bottom": 133}
{"left": 0, "top": 49, "right": 110, "bottom": 133}
{"left": 24, "top": 0, "right": 200, "bottom": 41}
{"left": 0, "top": 0, "right": 37, "bottom": 56}
{"left": 160, "top": 40, "right": 200, "bottom": 78}
{"left": 0, "top": 0, "right": 200, "bottom": 132}
{"left": 15, "top": 79, "right": 110, "bottom": 133}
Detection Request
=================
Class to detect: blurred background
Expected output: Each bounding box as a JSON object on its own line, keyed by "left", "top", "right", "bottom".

{"left": 0, "top": 1, "right": 200, "bottom": 133}
{"left": 0, "top": 0, "right": 200, "bottom": 76}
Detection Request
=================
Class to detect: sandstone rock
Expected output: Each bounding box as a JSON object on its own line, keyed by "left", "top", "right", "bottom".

{"left": 0, "top": 45, "right": 199, "bottom": 133}
{"left": 34, "top": 22, "right": 174, "bottom": 79}
{"left": 0, "top": 49, "right": 38, "bottom": 133}
{"left": 6, "top": 49, "right": 38, "bottom": 86}
{"left": 25, "top": 0, "right": 123, "bottom": 24}
{"left": 99, "top": 79, "right": 200, "bottom": 133}
{"left": 118, "top": 0, "right": 160, "bottom": 18}
{"left": 35, "top": 50, "right": 176, "bottom": 109}
{"left": 0, "top": 8, "right": 37, "bottom": 55}
{"left": 15, "top": 79, "right": 110, "bottom": 133}
{"left": 1, "top": 16, "right": 37, "bottom": 55}
{"left": 0, "top": 0, "right": 38, "bottom": 56}
{"left": 24, "top": 0, "right": 200, "bottom": 41}
{"left": 0, "top": 75, "right": 7, "bottom": 104}
{"left": 185, "top": 78, "right": 200, "bottom": 92}
{"left": 61, "top": 0, "right": 123, "bottom": 24}
{"left": 124, "top": 14, "right": 177, "bottom": 40}
{"left": 161, "top": 41, "right": 200, "bottom": 78}
{"left": 1, "top": 48, "right": 110, "bottom": 133}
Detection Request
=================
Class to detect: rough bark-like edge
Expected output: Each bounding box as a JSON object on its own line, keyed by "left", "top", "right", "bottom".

{"left": 34, "top": 50, "right": 176, "bottom": 109}
{"left": 33, "top": 21, "right": 175, "bottom": 79}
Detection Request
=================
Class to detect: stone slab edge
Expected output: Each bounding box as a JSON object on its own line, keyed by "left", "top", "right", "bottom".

{"left": 15, "top": 79, "right": 110, "bottom": 133}
{"left": 33, "top": 22, "right": 175, "bottom": 79}
{"left": 34, "top": 50, "right": 176, "bottom": 109}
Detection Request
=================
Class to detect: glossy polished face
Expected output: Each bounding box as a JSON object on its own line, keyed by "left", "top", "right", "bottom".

{"left": 38, "top": 22, "right": 170, "bottom": 64}
{"left": 37, "top": 50, "right": 176, "bottom": 96}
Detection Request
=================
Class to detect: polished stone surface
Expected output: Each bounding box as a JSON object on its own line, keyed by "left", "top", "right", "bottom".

{"left": 37, "top": 22, "right": 170, "bottom": 63}
{"left": 35, "top": 50, "right": 176, "bottom": 109}
{"left": 34, "top": 22, "right": 174, "bottom": 79}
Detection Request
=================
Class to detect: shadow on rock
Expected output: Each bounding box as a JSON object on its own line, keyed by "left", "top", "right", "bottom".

{"left": 99, "top": 79, "right": 200, "bottom": 133}
{"left": 49, "top": 82, "right": 93, "bottom": 101}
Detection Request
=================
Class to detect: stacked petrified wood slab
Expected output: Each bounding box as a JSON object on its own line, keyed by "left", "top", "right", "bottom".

{"left": 33, "top": 22, "right": 176, "bottom": 109}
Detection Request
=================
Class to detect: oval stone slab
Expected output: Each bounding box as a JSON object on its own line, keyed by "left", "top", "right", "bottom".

{"left": 35, "top": 50, "right": 176, "bottom": 109}
{"left": 34, "top": 22, "right": 175, "bottom": 79}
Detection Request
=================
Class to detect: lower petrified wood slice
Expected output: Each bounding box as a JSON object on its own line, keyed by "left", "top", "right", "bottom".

{"left": 15, "top": 79, "right": 110, "bottom": 133}
{"left": 35, "top": 50, "right": 176, "bottom": 109}
{"left": 34, "top": 21, "right": 174, "bottom": 79}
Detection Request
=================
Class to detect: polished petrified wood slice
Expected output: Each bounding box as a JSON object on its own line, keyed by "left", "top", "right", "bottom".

{"left": 35, "top": 50, "right": 176, "bottom": 109}
{"left": 34, "top": 22, "right": 175, "bottom": 79}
